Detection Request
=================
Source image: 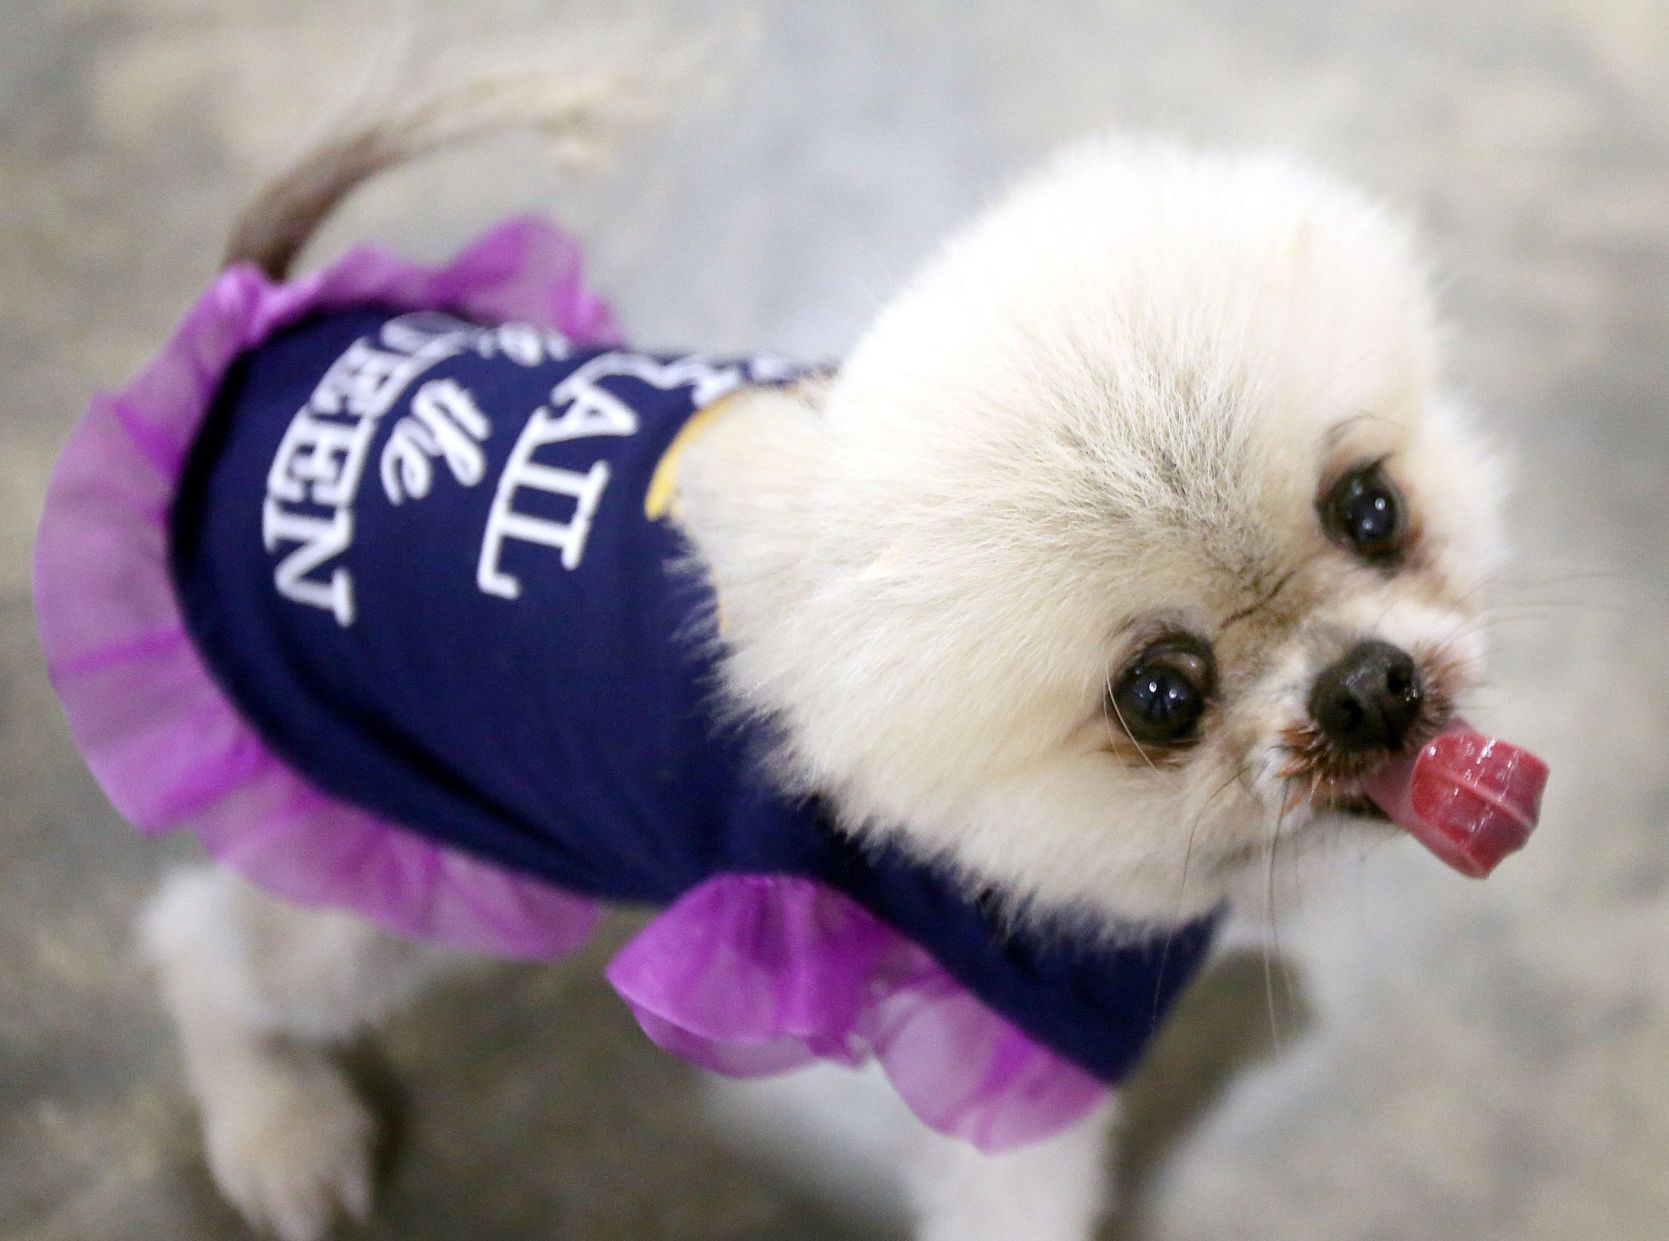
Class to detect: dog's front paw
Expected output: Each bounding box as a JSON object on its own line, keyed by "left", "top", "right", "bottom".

{"left": 201, "top": 1055, "right": 375, "bottom": 1241}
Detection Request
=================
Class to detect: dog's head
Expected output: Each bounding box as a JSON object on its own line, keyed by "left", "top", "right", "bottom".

{"left": 678, "top": 138, "right": 1525, "bottom": 924}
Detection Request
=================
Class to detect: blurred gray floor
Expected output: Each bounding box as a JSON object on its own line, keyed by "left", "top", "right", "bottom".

{"left": 4, "top": 1, "right": 1667, "bottom": 1238}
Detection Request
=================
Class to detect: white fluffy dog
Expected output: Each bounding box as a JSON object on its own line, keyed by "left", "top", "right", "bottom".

{"left": 129, "top": 70, "right": 1532, "bottom": 1241}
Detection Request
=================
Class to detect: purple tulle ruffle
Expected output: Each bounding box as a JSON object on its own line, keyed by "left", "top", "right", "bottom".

{"left": 609, "top": 874, "right": 1109, "bottom": 1151}
{"left": 34, "top": 218, "right": 617, "bottom": 958}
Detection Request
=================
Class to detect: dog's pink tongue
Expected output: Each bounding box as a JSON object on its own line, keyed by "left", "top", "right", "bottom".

{"left": 1360, "top": 720, "right": 1548, "bottom": 878}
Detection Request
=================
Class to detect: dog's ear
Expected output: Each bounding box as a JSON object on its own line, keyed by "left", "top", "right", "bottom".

{"left": 670, "top": 378, "right": 835, "bottom": 524}
{"left": 645, "top": 373, "right": 831, "bottom": 525}
{"left": 668, "top": 373, "right": 853, "bottom": 726}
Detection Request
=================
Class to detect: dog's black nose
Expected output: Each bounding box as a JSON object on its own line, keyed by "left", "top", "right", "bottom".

{"left": 1309, "top": 640, "right": 1423, "bottom": 753}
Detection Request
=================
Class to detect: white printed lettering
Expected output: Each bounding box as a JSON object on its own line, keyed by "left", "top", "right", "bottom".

{"left": 263, "top": 500, "right": 355, "bottom": 626}
{"left": 257, "top": 322, "right": 797, "bottom": 624}
{"left": 472, "top": 350, "right": 777, "bottom": 599}
{"left": 380, "top": 379, "right": 491, "bottom": 504}
{"left": 476, "top": 404, "right": 620, "bottom": 598}
{"left": 267, "top": 411, "right": 377, "bottom": 508}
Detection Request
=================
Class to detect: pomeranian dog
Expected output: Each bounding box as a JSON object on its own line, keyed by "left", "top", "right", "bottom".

{"left": 37, "top": 56, "right": 1548, "bottom": 1241}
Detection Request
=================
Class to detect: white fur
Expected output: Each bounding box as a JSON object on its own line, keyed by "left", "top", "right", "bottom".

{"left": 678, "top": 136, "right": 1504, "bottom": 928}
{"left": 142, "top": 869, "right": 474, "bottom": 1241}
{"left": 143, "top": 134, "right": 1508, "bottom": 1240}
{"left": 902, "top": 1097, "right": 1119, "bottom": 1241}
{"left": 702, "top": 1064, "right": 1116, "bottom": 1238}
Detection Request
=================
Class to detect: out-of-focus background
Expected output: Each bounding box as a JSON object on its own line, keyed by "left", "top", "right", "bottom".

{"left": 4, "top": 1, "right": 1666, "bottom": 1238}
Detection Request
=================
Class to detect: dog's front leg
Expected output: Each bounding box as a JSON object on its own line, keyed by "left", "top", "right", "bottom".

{"left": 901, "top": 1098, "right": 1119, "bottom": 1241}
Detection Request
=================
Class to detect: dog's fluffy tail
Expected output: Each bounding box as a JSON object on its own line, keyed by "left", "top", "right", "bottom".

{"left": 224, "top": 22, "right": 739, "bottom": 279}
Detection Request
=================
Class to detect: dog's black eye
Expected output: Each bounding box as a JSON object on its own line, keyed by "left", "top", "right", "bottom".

{"left": 1109, "top": 639, "right": 1215, "bottom": 747}
{"left": 1320, "top": 462, "right": 1407, "bottom": 563}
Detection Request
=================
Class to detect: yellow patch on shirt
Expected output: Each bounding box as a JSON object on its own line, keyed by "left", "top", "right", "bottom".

{"left": 644, "top": 391, "right": 743, "bottom": 521}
